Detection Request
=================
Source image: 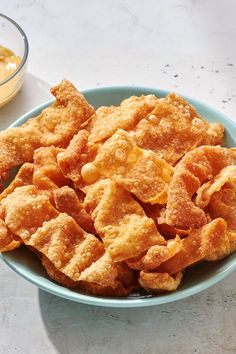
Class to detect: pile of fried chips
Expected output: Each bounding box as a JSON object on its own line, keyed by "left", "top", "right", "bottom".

{"left": 0, "top": 80, "right": 235, "bottom": 297}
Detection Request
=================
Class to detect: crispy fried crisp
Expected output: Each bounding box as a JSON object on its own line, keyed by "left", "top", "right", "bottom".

{"left": 207, "top": 185, "right": 236, "bottom": 232}
{"left": 27, "top": 213, "right": 104, "bottom": 281}
{"left": 42, "top": 255, "right": 80, "bottom": 288}
{"left": 164, "top": 146, "right": 236, "bottom": 229}
{"left": 196, "top": 166, "right": 236, "bottom": 209}
{"left": 83, "top": 179, "right": 110, "bottom": 216}
{"left": 0, "top": 80, "right": 94, "bottom": 180}
{"left": 84, "top": 130, "right": 173, "bottom": 204}
{"left": 130, "top": 93, "right": 224, "bottom": 165}
{"left": 25, "top": 80, "right": 94, "bottom": 147}
{"left": 57, "top": 130, "right": 98, "bottom": 187}
{"left": 79, "top": 253, "right": 136, "bottom": 296}
{"left": 53, "top": 186, "right": 95, "bottom": 233}
{"left": 0, "top": 219, "right": 22, "bottom": 252}
{"left": 0, "top": 128, "right": 40, "bottom": 181}
{"left": 93, "top": 182, "right": 166, "bottom": 261}
{"left": 2, "top": 185, "right": 59, "bottom": 241}
{"left": 87, "top": 95, "right": 159, "bottom": 143}
{"left": 33, "top": 147, "right": 69, "bottom": 191}
{"left": 0, "top": 163, "right": 34, "bottom": 202}
{"left": 158, "top": 218, "right": 228, "bottom": 274}
{"left": 139, "top": 271, "right": 183, "bottom": 292}
{"left": 79, "top": 253, "right": 118, "bottom": 288}
{"left": 205, "top": 231, "right": 235, "bottom": 261}
{"left": 127, "top": 236, "right": 182, "bottom": 271}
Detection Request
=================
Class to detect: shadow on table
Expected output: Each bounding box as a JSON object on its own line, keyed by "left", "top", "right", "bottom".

{"left": 0, "top": 73, "right": 51, "bottom": 129}
{"left": 38, "top": 280, "right": 232, "bottom": 354}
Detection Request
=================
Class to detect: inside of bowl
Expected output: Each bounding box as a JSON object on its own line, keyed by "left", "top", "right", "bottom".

{"left": 2, "top": 86, "right": 236, "bottom": 305}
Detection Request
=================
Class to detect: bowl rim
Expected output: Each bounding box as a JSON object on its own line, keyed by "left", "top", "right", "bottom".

{"left": 0, "top": 13, "right": 29, "bottom": 86}
{"left": 1, "top": 85, "right": 236, "bottom": 307}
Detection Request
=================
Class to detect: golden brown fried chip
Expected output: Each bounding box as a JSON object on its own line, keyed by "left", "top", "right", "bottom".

{"left": 33, "top": 147, "right": 69, "bottom": 192}
{"left": 0, "top": 218, "right": 22, "bottom": 252}
{"left": 205, "top": 231, "right": 235, "bottom": 261}
{"left": 127, "top": 236, "right": 182, "bottom": 271}
{"left": 0, "top": 163, "right": 34, "bottom": 202}
{"left": 79, "top": 253, "right": 136, "bottom": 296}
{"left": 93, "top": 181, "right": 166, "bottom": 261}
{"left": 0, "top": 128, "right": 40, "bottom": 182}
{"left": 207, "top": 185, "right": 236, "bottom": 232}
{"left": 83, "top": 179, "right": 110, "bottom": 216}
{"left": 53, "top": 186, "right": 95, "bottom": 233}
{"left": 83, "top": 130, "right": 173, "bottom": 204}
{"left": 158, "top": 218, "right": 228, "bottom": 274}
{"left": 139, "top": 271, "right": 183, "bottom": 292}
{"left": 2, "top": 185, "right": 59, "bottom": 241}
{"left": 164, "top": 146, "right": 236, "bottom": 229}
{"left": 195, "top": 166, "right": 236, "bottom": 209}
{"left": 87, "top": 94, "right": 159, "bottom": 143}
{"left": 42, "top": 255, "right": 80, "bottom": 288}
{"left": 25, "top": 80, "right": 94, "bottom": 147}
{"left": 27, "top": 213, "right": 104, "bottom": 281}
{"left": 0, "top": 80, "right": 94, "bottom": 180}
{"left": 130, "top": 93, "right": 224, "bottom": 165}
{"left": 79, "top": 253, "right": 118, "bottom": 288}
{"left": 57, "top": 129, "right": 98, "bottom": 188}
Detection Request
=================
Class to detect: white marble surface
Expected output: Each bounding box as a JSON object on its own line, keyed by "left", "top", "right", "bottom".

{"left": 0, "top": 1, "right": 236, "bottom": 353}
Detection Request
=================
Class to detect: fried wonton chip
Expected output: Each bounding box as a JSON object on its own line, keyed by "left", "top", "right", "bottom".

{"left": 207, "top": 185, "right": 236, "bottom": 232}
{"left": 0, "top": 80, "right": 94, "bottom": 180}
{"left": 24, "top": 80, "right": 94, "bottom": 147}
{"left": 87, "top": 94, "right": 159, "bottom": 143}
{"left": 196, "top": 166, "right": 236, "bottom": 209}
{"left": 139, "top": 271, "right": 183, "bottom": 292}
{"left": 33, "top": 147, "right": 69, "bottom": 192}
{"left": 0, "top": 163, "right": 34, "bottom": 202}
{"left": 27, "top": 213, "right": 104, "bottom": 281}
{"left": 57, "top": 130, "right": 98, "bottom": 187}
{"left": 53, "top": 186, "right": 95, "bottom": 233}
{"left": 0, "top": 218, "right": 22, "bottom": 252}
{"left": 79, "top": 253, "right": 118, "bottom": 288}
{"left": 158, "top": 218, "right": 228, "bottom": 274}
{"left": 83, "top": 179, "right": 111, "bottom": 216}
{"left": 79, "top": 253, "right": 136, "bottom": 296}
{"left": 42, "top": 255, "right": 79, "bottom": 288}
{"left": 164, "top": 146, "right": 236, "bottom": 229}
{"left": 206, "top": 231, "right": 236, "bottom": 261}
{"left": 127, "top": 236, "right": 182, "bottom": 271}
{"left": 83, "top": 130, "right": 173, "bottom": 204}
{"left": 2, "top": 185, "right": 59, "bottom": 241}
{"left": 130, "top": 93, "right": 224, "bottom": 165}
{"left": 93, "top": 181, "right": 166, "bottom": 261}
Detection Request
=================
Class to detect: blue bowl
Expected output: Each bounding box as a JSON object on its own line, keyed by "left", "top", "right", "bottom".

{"left": 1, "top": 86, "right": 236, "bottom": 307}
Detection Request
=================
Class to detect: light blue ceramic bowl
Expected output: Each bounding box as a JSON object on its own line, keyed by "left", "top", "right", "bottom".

{"left": 1, "top": 86, "right": 236, "bottom": 307}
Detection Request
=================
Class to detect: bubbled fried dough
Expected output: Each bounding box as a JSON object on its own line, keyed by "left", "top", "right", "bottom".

{"left": 84, "top": 130, "right": 173, "bottom": 204}
{"left": 53, "top": 186, "right": 95, "bottom": 234}
{"left": 164, "top": 146, "right": 236, "bottom": 229}
{"left": 0, "top": 80, "right": 94, "bottom": 181}
{"left": 130, "top": 93, "right": 224, "bottom": 165}
{"left": 92, "top": 181, "right": 166, "bottom": 262}
{"left": 87, "top": 94, "right": 159, "bottom": 143}
{"left": 27, "top": 213, "right": 104, "bottom": 281}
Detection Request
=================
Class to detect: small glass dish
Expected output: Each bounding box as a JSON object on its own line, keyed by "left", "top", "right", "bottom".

{"left": 0, "top": 14, "right": 28, "bottom": 107}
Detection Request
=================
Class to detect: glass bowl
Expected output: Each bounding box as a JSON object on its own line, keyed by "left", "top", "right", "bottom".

{"left": 0, "top": 14, "right": 28, "bottom": 107}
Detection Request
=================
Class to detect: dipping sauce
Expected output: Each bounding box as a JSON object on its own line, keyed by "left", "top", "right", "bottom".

{"left": 0, "top": 45, "right": 23, "bottom": 107}
{"left": 0, "top": 45, "right": 21, "bottom": 82}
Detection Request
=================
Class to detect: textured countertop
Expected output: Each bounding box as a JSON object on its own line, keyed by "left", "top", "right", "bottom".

{"left": 1, "top": 1, "right": 236, "bottom": 353}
